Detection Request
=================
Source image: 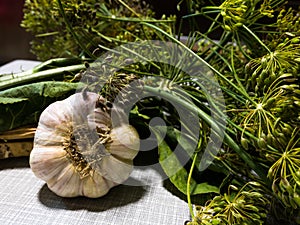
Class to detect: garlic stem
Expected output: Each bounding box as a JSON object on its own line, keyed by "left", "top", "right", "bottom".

{"left": 0, "top": 64, "right": 86, "bottom": 91}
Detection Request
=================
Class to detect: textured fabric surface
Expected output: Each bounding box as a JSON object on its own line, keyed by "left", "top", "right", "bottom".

{"left": 0, "top": 59, "right": 40, "bottom": 74}
{"left": 0, "top": 61, "right": 190, "bottom": 225}
{"left": 0, "top": 157, "right": 190, "bottom": 225}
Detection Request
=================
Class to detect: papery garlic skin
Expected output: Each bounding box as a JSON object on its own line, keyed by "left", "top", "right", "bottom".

{"left": 30, "top": 92, "right": 140, "bottom": 198}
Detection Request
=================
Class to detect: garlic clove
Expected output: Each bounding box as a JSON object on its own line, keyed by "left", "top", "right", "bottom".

{"left": 34, "top": 126, "right": 69, "bottom": 147}
{"left": 69, "top": 92, "right": 100, "bottom": 127}
{"left": 87, "top": 108, "right": 111, "bottom": 131}
{"left": 34, "top": 102, "right": 72, "bottom": 146}
{"left": 30, "top": 147, "right": 68, "bottom": 181}
{"left": 96, "top": 155, "right": 133, "bottom": 184}
{"left": 107, "top": 125, "right": 140, "bottom": 160}
{"left": 82, "top": 171, "right": 115, "bottom": 198}
{"left": 47, "top": 163, "right": 82, "bottom": 197}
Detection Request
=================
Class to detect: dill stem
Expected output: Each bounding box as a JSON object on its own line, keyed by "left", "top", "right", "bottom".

{"left": 242, "top": 24, "right": 272, "bottom": 54}
{"left": 187, "top": 152, "right": 198, "bottom": 220}
{"left": 144, "top": 85, "right": 269, "bottom": 185}
{"left": 142, "top": 22, "right": 257, "bottom": 106}
{"left": 230, "top": 42, "right": 248, "bottom": 95}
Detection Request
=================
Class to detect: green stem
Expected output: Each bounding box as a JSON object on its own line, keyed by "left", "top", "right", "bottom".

{"left": 242, "top": 24, "right": 272, "bottom": 54}
{"left": 120, "top": 45, "right": 161, "bottom": 71}
{"left": 187, "top": 152, "right": 198, "bottom": 220}
{"left": 95, "top": 12, "right": 175, "bottom": 24}
{"left": 230, "top": 42, "right": 248, "bottom": 95}
{"left": 205, "top": 12, "right": 221, "bottom": 34}
{"left": 116, "top": 0, "right": 140, "bottom": 17}
{"left": 0, "top": 58, "right": 84, "bottom": 83}
{"left": 204, "top": 31, "right": 232, "bottom": 62}
{"left": 141, "top": 22, "right": 254, "bottom": 105}
{"left": 144, "top": 85, "right": 270, "bottom": 186}
{"left": 182, "top": 80, "right": 278, "bottom": 156}
{"left": 0, "top": 64, "right": 85, "bottom": 91}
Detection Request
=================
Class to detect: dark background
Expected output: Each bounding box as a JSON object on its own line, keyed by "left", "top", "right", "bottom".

{"left": 0, "top": 0, "right": 299, "bottom": 65}
{"left": 0, "top": 0, "right": 34, "bottom": 65}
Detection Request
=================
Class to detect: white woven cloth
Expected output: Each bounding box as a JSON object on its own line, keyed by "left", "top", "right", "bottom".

{"left": 0, "top": 157, "right": 190, "bottom": 225}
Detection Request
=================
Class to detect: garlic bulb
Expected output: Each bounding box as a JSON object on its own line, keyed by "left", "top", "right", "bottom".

{"left": 30, "top": 92, "right": 140, "bottom": 198}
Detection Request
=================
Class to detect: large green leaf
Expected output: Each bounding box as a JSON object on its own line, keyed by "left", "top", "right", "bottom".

{"left": 153, "top": 126, "right": 220, "bottom": 196}
{"left": 0, "top": 97, "right": 28, "bottom": 104}
{"left": 0, "top": 81, "right": 82, "bottom": 132}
